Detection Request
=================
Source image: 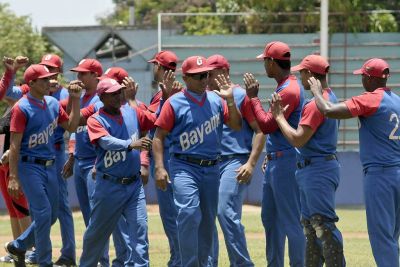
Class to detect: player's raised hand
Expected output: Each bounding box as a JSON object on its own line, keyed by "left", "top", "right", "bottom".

{"left": 130, "top": 137, "right": 152, "bottom": 151}
{"left": 3, "top": 57, "right": 15, "bottom": 72}
{"left": 160, "top": 70, "right": 176, "bottom": 99}
{"left": 236, "top": 162, "right": 254, "bottom": 184}
{"left": 244, "top": 73, "right": 260, "bottom": 98}
{"left": 67, "top": 80, "right": 84, "bottom": 98}
{"left": 308, "top": 76, "right": 323, "bottom": 96}
{"left": 171, "top": 81, "right": 184, "bottom": 95}
{"left": 13, "top": 56, "right": 29, "bottom": 72}
{"left": 122, "top": 77, "right": 139, "bottom": 98}
{"left": 155, "top": 166, "right": 170, "bottom": 191}
{"left": 269, "top": 92, "right": 288, "bottom": 119}
{"left": 214, "top": 74, "right": 234, "bottom": 100}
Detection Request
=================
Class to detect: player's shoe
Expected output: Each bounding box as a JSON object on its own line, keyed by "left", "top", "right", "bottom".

{"left": 4, "top": 242, "right": 26, "bottom": 267}
{"left": 54, "top": 257, "right": 77, "bottom": 267}
{"left": 0, "top": 254, "right": 14, "bottom": 263}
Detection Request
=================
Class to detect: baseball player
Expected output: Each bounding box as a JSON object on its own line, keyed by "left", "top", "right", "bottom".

{"left": 309, "top": 58, "right": 400, "bottom": 267}
{"left": 0, "top": 57, "right": 31, "bottom": 264}
{"left": 65, "top": 60, "right": 129, "bottom": 267}
{"left": 153, "top": 56, "right": 242, "bottom": 266}
{"left": 5, "top": 64, "right": 81, "bottom": 267}
{"left": 147, "top": 50, "right": 181, "bottom": 267}
{"left": 244, "top": 41, "right": 305, "bottom": 266}
{"left": 36, "top": 54, "right": 76, "bottom": 266}
{"left": 207, "top": 54, "right": 265, "bottom": 267}
{"left": 270, "top": 55, "right": 345, "bottom": 266}
{"left": 80, "top": 78, "right": 154, "bottom": 267}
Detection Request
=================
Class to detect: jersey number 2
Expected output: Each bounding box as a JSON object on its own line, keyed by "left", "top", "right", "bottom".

{"left": 389, "top": 113, "right": 399, "bottom": 140}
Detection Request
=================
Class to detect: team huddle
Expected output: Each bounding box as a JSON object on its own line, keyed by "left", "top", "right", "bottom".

{"left": 0, "top": 40, "right": 399, "bottom": 267}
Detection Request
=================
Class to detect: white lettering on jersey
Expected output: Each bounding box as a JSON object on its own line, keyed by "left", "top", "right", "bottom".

{"left": 76, "top": 125, "right": 87, "bottom": 133}
{"left": 104, "top": 150, "right": 127, "bottom": 168}
{"left": 179, "top": 113, "right": 220, "bottom": 151}
{"left": 389, "top": 113, "right": 399, "bottom": 140}
{"left": 28, "top": 117, "right": 58, "bottom": 148}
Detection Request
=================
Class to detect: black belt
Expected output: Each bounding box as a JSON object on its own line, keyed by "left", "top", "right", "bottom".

{"left": 297, "top": 154, "right": 337, "bottom": 169}
{"left": 220, "top": 153, "right": 250, "bottom": 161}
{"left": 102, "top": 173, "right": 140, "bottom": 185}
{"left": 173, "top": 154, "right": 219, "bottom": 167}
{"left": 21, "top": 156, "right": 55, "bottom": 167}
{"left": 266, "top": 151, "right": 284, "bottom": 160}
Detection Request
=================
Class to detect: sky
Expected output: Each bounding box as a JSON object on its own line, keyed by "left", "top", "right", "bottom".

{"left": 4, "top": 0, "right": 114, "bottom": 30}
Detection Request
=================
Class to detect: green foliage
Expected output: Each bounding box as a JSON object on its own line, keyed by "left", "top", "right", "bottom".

{"left": 0, "top": 3, "right": 55, "bottom": 77}
{"left": 97, "top": 0, "right": 400, "bottom": 34}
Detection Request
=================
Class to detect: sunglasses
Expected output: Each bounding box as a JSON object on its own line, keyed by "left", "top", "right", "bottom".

{"left": 188, "top": 72, "right": 209, "bottom": 81}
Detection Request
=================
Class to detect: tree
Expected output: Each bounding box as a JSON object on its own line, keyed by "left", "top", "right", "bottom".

{"left": 97, "top": 0, "right": 399, "bottom": 34}
{"left": 0, "top": 3, "right": 55, "bottom": 76}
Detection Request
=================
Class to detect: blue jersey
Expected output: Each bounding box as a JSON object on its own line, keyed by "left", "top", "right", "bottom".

{"left": 221, "top": 87, "right": 253, "bottom": 156}
{"left": 50, "top": 87, "right": 69, "bottom": 144}
{"left": 11, "top": 94, "right": 66, "bottom": 159}
{"left": 345, "top": 88, "right": 400, "bottom": 168}
{"left": 267, "top": 76, "right": 305, "bottom": 153}
{"left": 89, "top": 107, "right": 141, "bottom": 177}
{"left": 75, "top": 93, "right": 100, "bottom": 159}
{"left": 298, "top": 89, "right": 338, "bottom": 158}
{"left": 156, "top": 89, "right": 225, "bottom": 159}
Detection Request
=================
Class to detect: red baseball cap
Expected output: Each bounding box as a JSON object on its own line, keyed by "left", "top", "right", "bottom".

{"left": 97, "top": 78, "right": 123, "bottom": 96}
{"left": 70, "top": 59, "right": 103, "bottom": 77}
{"left": 353, "top": 58, "right": 390, "bottom": 78}
{"left": 181, "top": 56, "right": 213, "bottom": 74}
{"left": 39, "top": 54, "right": 63, "bottom": 69}
{"left": 257, "top": 41, "right": 291, "bottom": 60}
{"left": 99, "top": 67, "right": 129, "bottom": 84}
{"left": 207, "top": 54, "right": 230, "bottom": 70}
{"left": 148, "top": 50, "right": 178, "bottom": 70}
{"left": 24, "top": 64, "right": 58, "bottom": 84}
{"left": 291, "top": 55, "right": 330, "bottom": 75}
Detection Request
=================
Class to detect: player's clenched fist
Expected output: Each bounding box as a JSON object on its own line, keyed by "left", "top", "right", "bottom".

{"left": 67, "top": 80, "right": 84, "bottom": 98}
{"left": 7, "top": 175, "right": 22, "bottom": 199}
{"left": 129, "top": 136, "right": 152, "bottom": 151}
{"left": 155, "top": 166, "right": 170, "bottom": 191}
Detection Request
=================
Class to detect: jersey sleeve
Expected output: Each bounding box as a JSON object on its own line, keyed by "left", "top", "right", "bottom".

{"left": 58, "top": 105, "right": 69, "bottom": 124}
{"left": 80, "top": 104, "right": 96, "bottom": 119}
{"left": 240, "top": 95, "right": 256, "bottom": 124}
{"left": 344, "top": 91, "right": 382, "bottom": 117}
{"left": 0, "top": 69, "right": 14, "bottom": 100}
{"left": 59, "top": 98, "right": 68, "bottom": 111}
{"left": 87, "top": 116, "right": 110, "bottom": 144}
{"left": 10, "top": 104, "right": 27, "bottom": 133}
{"left": 299, "top": 101, "right": 324, "bottom": 132}
{"left": 155, "top": 100, "right": 175, "bottom": 132}
{"left": 136, "top": 107, "right": 157, "bottom": 132}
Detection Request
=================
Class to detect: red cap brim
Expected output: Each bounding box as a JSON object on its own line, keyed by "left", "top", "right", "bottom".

{"left": 185, "top": 66, "right": 213, "bottom": 74}
{"left": 70, "top": 67, "right": 90, "bottom": 73}
{"left": 38, "top": 72, "right": 59, "bottom": 79}
{"left": 147, "top": 59, "right": 157, "bottom": 63}
{"left": 291, "top": 64, "right": 306, "bottom": 72}
{"left": 39, "top": 61, "right": 58, "bottom": 68}
{"left": 353, "top": 69, "right": 363, "bottom": 75}
{"left": 256, "top": 53, "right": 265, "bottom": 59}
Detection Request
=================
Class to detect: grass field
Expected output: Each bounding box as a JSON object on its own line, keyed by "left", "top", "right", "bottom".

{"left": 0, "top": 205, "right": 375, "bottom": 266}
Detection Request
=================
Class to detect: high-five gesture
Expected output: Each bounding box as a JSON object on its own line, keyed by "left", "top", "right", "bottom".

{"left": 243, "top": 73, "right": 260, "bottom": 98}
{"left": 269, "top": 92, "right": 289, "bottom": 120}
{"left": 308, "top": 76, "right": 323, "bottom": 97}
{"left": 122, "top": 76, "right": 139, "bottom": 98}
{"left": 214, "top": 74, "right": 234, "bottom": 100}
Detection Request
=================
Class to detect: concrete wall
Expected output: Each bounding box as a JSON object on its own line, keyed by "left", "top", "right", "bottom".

{"left": 0, "top": 151, "right": 365, "bottom": 211}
